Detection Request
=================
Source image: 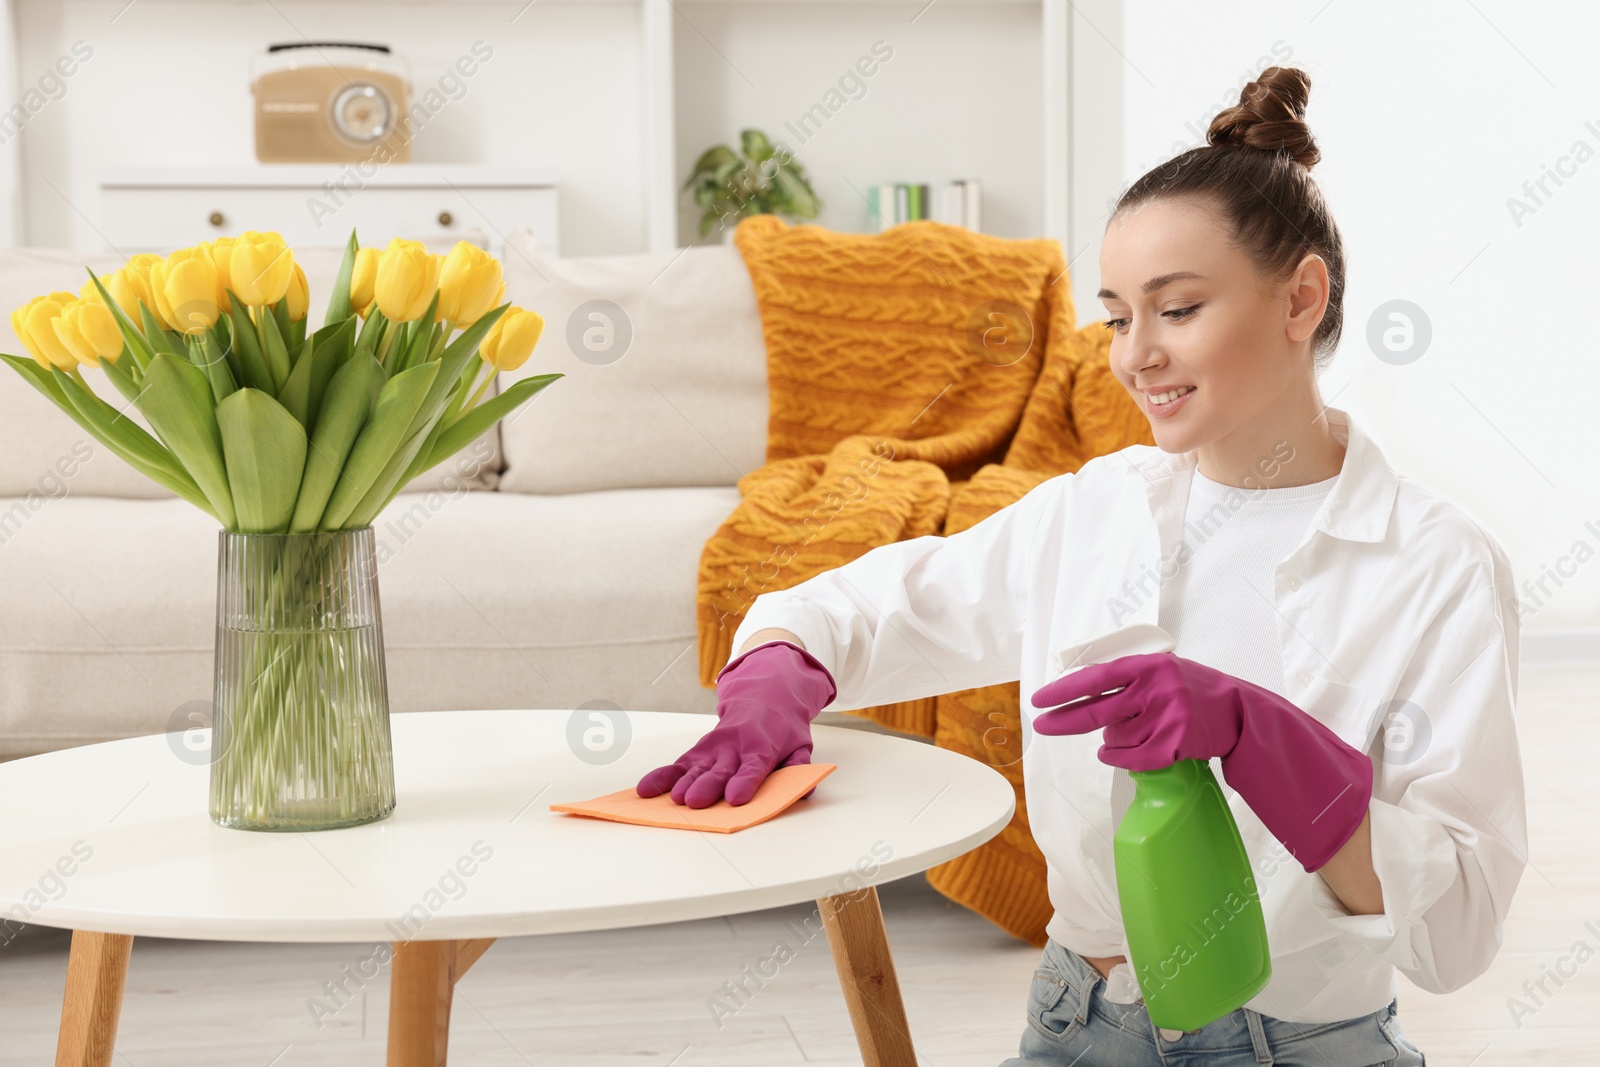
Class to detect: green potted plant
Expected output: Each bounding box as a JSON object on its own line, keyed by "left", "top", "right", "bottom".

{"left": 683, "top": 128, "right": 821, "bottom": 241}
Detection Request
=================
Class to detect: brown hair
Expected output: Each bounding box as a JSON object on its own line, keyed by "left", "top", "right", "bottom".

{"left": 1111, "top": 66, "right": 1346, "bottom": 368}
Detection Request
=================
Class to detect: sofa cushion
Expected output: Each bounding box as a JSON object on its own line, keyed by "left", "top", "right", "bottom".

{"left": 494, "top": 227, "right": 768, "bottom": 493}
{"left": 0, "top": 486, "right": 740, "bottom": 758}
{"left": 0, "top": 244, "right": 500, "bottom": 500}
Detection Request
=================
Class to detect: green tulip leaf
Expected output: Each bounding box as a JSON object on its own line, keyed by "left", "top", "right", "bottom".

{"left": 355, "top": 307, "right": 387, "bottom": 359}
{"left": 289, "top": 352, "right": 386, "bottom": 532}
{"left": 307, "top": 315, "right": 358, "bottom": 428}
{"left": 194, "top": 331, "right": 238, "bottom": 406}
{"left": 260, "top": 307, "right": 291, "bottom": 392}
{"left": 394, "top": 291, "right": 441, "bottom": 374}
{"left": 280, "top": 314, "right": 357, "bottom": 435}
{"left": 212, "top": 314, "right": 243, "bottom": 384}
{"left": 51, "top": 367, "right": 170, "bottom": 471}
{"left": 3, "top": 352, "right": 75, "bottom": 414}
{"left": 270, "top": 297, "right": 293, "bottom": 356}
{"left": 138, "top": 351, "right": 237, "bottom": 528}
{"left": 339, "top": 303, "right": 509, "bottom": 524}
{"left": 319, "top": 359, "right": 440, "bottom": 529}
{"left": 417, "top": 373, "right": 563, "bottom": 481}
{"left": 279, "top": 339, "right": 314, "bottom": 428}
{"left": 412, "top": 303, "right": 508, "bottom": 434}
{"left": 97, "top": 352, "right": 143, "bottom": 406}
{"left": 343, "top": 417, "right": 440, "bottom": 530}
{"left": 28, "top": 359, "right": 217, "bottom": 517}
{"left": 224, "top": 291, "right": 274, "bottom": 393}
{"left": 217, "top": 387, "right": 308, "bottom": 534}
{"left": 138, "top": 303, "right": 184, "bottom": 360}
{"left": 326, "top": 229, "right": 359, "bottom": 326}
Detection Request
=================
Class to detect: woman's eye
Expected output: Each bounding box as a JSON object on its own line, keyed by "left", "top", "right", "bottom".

{"left": 1101, "top": 305, "right": 1200, "bottom": 334}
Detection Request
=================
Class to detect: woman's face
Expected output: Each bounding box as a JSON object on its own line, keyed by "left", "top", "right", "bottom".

{"left": 1097, "top": 196, "right": 1321, "bottom": 458}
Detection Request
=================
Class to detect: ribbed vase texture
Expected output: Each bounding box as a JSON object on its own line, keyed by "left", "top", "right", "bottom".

{"left": 210, "top": 527, "right": 396, "bottom": 830}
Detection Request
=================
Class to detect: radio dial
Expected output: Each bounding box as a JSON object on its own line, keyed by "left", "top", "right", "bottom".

{"left": 330, "top": 83, "right": 393, "bottom": 145}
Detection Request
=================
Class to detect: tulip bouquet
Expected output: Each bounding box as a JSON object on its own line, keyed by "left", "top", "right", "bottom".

{"left": 2, "top": 229, "right": 557, "bottom": 532}
{"left": 1, "top": 229, "right": 561, "bottom": 831}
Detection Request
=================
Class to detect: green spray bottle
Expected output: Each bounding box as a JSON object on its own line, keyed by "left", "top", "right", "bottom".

{"left": 1052, "top": 624, "right": 1271, "bottom": 1032}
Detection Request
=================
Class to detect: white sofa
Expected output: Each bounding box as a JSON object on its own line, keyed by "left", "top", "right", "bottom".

{"left": 0, "top": 227, "right": 834, "bottom": 759}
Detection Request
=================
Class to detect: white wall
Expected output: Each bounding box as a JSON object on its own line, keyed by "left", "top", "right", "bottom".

{"left": 672, "top": 1, "right": 1043, "bottom": 245}
{"left": 13, "top": 0, "right": 646, "bottom": 255}
{"left": 1115, "top": 0, "right": 1600, "bottom": 642}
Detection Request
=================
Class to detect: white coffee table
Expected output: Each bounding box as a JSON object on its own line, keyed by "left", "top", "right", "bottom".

{"left": 0, "top": 708, "right": 1016, "bottom": 1066}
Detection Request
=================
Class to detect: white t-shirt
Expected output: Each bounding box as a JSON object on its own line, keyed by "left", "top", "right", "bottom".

{"left": 1160, "top": 467, "right": 1340, "bottom": 694}
{"left": 1099, "top": 466, "right": 1340, "bottom": 1011}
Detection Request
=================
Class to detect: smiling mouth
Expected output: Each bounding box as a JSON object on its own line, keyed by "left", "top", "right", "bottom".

{"left": 1147, "top": 386, "right": 1195, "bottom": 407}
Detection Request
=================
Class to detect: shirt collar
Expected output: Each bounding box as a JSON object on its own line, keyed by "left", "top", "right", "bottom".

{"left": 1128, "top": 405, "right": 1399, "bottom": 544}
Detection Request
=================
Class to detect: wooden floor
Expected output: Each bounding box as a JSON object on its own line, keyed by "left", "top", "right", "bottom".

{"left": 2, "top": 662, "right": 1593, "bottom": 1065}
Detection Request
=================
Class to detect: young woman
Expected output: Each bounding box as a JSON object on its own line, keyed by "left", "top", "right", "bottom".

{"left": 638, "top": 66, "right": 1525, "bottom": 1066}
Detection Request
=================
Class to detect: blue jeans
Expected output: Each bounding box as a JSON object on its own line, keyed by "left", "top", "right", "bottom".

{"left": 1000, "top": 938, "right": 1426, "bottom": 1066}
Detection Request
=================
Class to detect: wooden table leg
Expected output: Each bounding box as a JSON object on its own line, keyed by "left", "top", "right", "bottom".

{"left": 386, "top": 937, "right": 496, "bottom": 1067}
{"left": 55, "top": 930, "right": 133, "bottom": 1067}
{"left": 817, "top": 885, "right": 917, "bottom": 1067}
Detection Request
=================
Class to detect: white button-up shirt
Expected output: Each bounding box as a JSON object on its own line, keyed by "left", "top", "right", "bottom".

{"left": 732, "top": 405, "right": 1527, "bottom": 1024}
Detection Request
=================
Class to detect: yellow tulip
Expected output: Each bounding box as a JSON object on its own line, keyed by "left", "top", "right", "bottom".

{"left": 478, "top": 306, "right": 544, "bottom": 372}
{"left": 78, "top": 271, "right": 128, "bottom": 322}
{"left": 81, "top": 256, "right": 163, "bottom": 330}
{"left": 206, "top": 236, "right": 237, "bottom": 312}
{"left": 12, "top": 292, "right": 81, "bottom": 370}
{"left": 109, "top": 270, "right": 153, "bottom": 328}
{"left": 228, "top": 230, "right": 295, "bottom": 307}
{"left": 349, "top": 246, "right": 378, "bottom": 313}
{"left": 372, "top": 238, "right": 440, "bottom": 323}
{"left": 150, "top": 246, "right": 221, "bottom": 335}
{"left": 437, "top": 242, "right": 504, "bottom": 327}
{"left": 9, "top": 306, "right": 46, "bottom": 368}
{"left": 52, "top": 298, "right": 124, "bottom": 366}
{"left": 286, "top": 262, "right": 308, "bottom": 321}
{"left": 121, "top": 254, "right": 168, "bottom": 329}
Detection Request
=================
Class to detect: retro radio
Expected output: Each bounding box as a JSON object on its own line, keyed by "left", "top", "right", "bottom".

{"left": 251, "top": 42, "right": 413, "bottom": 163}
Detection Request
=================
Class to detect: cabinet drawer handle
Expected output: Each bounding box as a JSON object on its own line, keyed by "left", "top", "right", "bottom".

{"left": 208, "top": 211, "right": 225, "bottom": 227}
{"left": 438, "top": 210, "right": 453, "bottom": 226}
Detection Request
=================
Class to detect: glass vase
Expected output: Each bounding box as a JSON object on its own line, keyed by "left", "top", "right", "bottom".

{"left": 209, "top": 526, "right": 397, "bottom": 831}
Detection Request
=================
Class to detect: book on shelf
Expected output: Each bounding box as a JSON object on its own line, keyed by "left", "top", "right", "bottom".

{"left": 868, "top": 179, "right": 981, "bottom": 232}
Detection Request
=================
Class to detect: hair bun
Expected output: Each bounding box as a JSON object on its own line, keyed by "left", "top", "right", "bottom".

{"left": 1207, "top": 65, "right": 1320, "bottom": 170}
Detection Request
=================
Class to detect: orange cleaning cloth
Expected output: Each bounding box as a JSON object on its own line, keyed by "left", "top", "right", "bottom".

{"left": 549, "top": 764, "right": 836, "bottom": 833}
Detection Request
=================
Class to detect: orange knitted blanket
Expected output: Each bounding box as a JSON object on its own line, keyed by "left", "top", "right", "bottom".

{"left": 697, "top": 215, "right": 1152, "bottom": 946}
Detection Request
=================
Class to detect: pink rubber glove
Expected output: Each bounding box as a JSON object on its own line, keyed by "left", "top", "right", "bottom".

{"left": 635, "top": 640, "right": 837, "bottom": 808}
{"left": 1029, "top": 652, "right": 1372, "bottom": 872}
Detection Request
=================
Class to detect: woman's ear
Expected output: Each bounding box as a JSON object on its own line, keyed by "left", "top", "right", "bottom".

{"left": 1284, "top": 253, "right": 1330, "bottom": 345}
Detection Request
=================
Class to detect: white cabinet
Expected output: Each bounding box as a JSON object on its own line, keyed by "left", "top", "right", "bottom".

{"left": 95, "top": 165, "right": 559, "bottom": 260}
